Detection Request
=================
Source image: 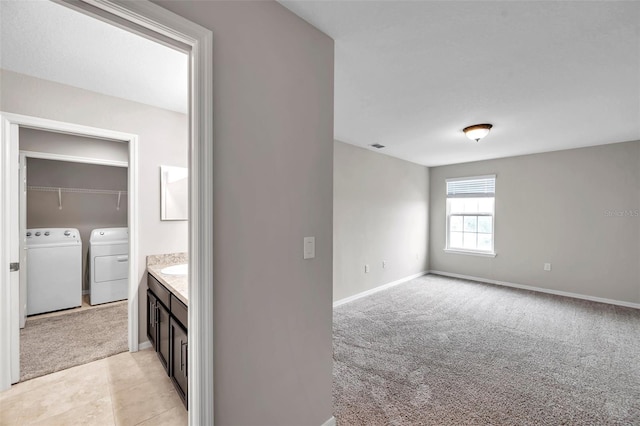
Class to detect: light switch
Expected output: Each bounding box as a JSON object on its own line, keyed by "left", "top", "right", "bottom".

{"left": 303, "top": 237, "right": 315, "bottom": 259}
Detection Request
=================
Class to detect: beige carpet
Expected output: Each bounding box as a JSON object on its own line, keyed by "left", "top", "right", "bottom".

{"left": 20, "top": 302, "right": 128, "bottom": 381}
{"left": 333, "top": 274, "right": 640, "bottom": 425}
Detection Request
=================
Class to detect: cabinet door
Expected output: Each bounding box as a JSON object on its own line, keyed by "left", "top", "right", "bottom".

{"left": 146, "top": 291, "right": 157, "bottom": 350}
{"left": 170, "top": 318, "right": 188, "bottom": 408}
{"left": 157, "top": 302, "right": 170, "bottom": 371}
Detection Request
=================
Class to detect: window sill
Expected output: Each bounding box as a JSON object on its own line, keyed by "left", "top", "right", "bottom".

{"left": 444, "top": 248, "right": 497, "bottom": 258}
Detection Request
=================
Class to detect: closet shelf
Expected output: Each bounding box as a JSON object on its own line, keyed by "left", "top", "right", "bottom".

{"left": 27, "top": 186, "right": 127, "bottom": 195}
{"left": 27, "top": 186, "right": 127, "bottom": 210}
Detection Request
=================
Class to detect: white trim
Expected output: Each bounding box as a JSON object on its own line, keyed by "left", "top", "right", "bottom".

{"left": 320, "top": 416, "right": 336, "bottom": 426}
{"left": 0, "top": 112, "right": 140, "bottom": 389}
{"left": 59, "top": 2, "right": 215, "bottom": 424}
{"left": 73, "top": 0, "right": 200, "bottom": 48}
{"left": 138, "top": 340, "right": 152, "bottom": 350}
{"left": 443, "top": 248, "right": 497, "bottom": 258}
{"left": 1, "top": 113, "right": 134, "bottom": 140}
{"left": 428, "top": 271, "right": 640, "bottom": 309}
{"left": 127, "top": 134, "right": 140, "bottom": 353}
{"left": 333, "top": 272, "right": 428, "bottom": 307}
{"left": 18, "top": 154, "right": 27, "bottom": 330}
{"left": 0, "top": 117, "right": 17, "bottom": 385}
{"left": 188, "top": 23, "right": 215, "bottom": 426}
{"left": 20, "top": 150, "right": 128, "bottom": 168}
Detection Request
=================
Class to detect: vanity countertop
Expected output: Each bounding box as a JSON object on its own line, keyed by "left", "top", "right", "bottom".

{"left": 146, "top": 253, "right": 188, "bottom": 306}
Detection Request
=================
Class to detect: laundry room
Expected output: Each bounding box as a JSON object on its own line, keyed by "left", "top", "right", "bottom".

{"left": 19, "top": 127, "right": 131, "bottom": 381}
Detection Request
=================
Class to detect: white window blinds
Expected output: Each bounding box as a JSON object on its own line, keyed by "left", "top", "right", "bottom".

{"left": 446, "top": 175, "right": 495, "bottom": 198}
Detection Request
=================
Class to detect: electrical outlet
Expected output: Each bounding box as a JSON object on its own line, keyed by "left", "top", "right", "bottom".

{"left": 544, "top": 263, "right": 552, "bottom": 271}
{"left": 364, "top": 264, "right": 370, "bottom": 273}
{"left": 382, "top": 261, "right": 386, "bottom": 269}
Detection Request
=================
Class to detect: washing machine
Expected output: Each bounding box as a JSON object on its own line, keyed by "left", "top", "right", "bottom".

{"left": 26, "top": 228, "right": 82, "bottom": 315}
{"left": 89, "top": 227, "right": 129, "bottom": 305}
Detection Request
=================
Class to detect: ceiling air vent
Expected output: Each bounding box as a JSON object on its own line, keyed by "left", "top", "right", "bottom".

{"left": 370, "top": 143, "right": 385, "bottom": 149}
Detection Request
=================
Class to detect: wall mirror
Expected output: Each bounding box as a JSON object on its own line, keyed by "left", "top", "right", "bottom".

{"left": 160, "top": 165, "right": 188, "bottom": 221}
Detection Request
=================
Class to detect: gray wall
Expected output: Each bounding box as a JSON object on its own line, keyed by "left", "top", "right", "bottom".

{"left": 26, "top": 157, "right": 128, "bottom": 292}
{"left": 153, "top": 1, "right": 334, "bottom": 425}
{"left": 334, "top": 141, "right": 429, "bottom": 301}
{"left": 20, "top": 127, "right": 129, "bottom": 163}
{"left": 1, "top": 68, "right": 189, "bottom": 345}
{"left": 429, "top": 141, "right": 640, "bottom": 304}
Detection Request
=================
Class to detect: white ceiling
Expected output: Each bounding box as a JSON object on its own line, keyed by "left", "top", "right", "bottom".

{"left": 0, "top": 0, "right": 188, "bottom": 114}
{"left": 280, "top": 1, "right": 640, "bottom": 166}
{"left": 2, "top": 1, "right": 639, "bottom": 166}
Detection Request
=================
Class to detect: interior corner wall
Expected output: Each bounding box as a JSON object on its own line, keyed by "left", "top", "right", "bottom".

{"left": 0, "top": 68, "right": 188, "bottom": 344}
{"left": 429, "top": 140, "right": 640, "bottom": 304}
{"left": 333, "top": 141, "right": 429, "bottom": 302}
{"left": 151, "top": 2, "right": 334, "bottom": 425}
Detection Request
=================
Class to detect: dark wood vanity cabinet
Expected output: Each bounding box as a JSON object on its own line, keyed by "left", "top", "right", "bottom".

{"left": 147, "top": 273, "right": 188, "bottom": 409}
{"left": 157, "top": 302, "right": 170, "bottom": 370}
{"left": 146, "top": 290, "right": 157, "bottom": 348}
{"left": 147, "top": 275, "right": 171, "bottom": 371}
{"left": 147, "top": 289, "right": 170, "bottom": 371}
{"left": 170, "top": 317, "right": 188, "bottom": 405}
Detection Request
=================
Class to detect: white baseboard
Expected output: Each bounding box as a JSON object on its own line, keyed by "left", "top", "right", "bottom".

{"left": 321, "top": 416, "right": 336, "bottom": 426}
{"left": 428, "top": 270, "right": 640, "bottom": 309}
{"left": 333, "top": 271, "right": 428, "bottom": 307}
{"left": 137, "top": 340, "right": 152, "bottom": 350}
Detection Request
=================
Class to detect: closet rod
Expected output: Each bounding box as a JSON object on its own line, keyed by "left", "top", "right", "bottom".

{"left": 27, "top": 186, "right": 127, "bottom": 195}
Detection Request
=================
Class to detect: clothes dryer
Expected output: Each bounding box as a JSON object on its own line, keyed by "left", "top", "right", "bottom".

{"left": 89, "top": 227, "right": 129, "bottom": 305}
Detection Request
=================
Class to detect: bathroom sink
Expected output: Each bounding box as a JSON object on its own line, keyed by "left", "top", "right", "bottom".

{"left": 160, "top": 264, "right": 188, "bottom": 276}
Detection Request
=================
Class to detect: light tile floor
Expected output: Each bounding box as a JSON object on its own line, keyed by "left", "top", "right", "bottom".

{"left": 0, "top": 349, "right": 187, "bottom": 426}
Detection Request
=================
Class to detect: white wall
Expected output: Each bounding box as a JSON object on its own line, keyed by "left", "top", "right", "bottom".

{"left": 429, "top": 141, "right": 640, "bottom": 304}
{"left": 26, "top": 157, "right": 128, "bottom": 292}
{"left": 1, "top": 68, "right": 188, "bottom": 341}
{"left": 153, "top": 2, "right": 334, "bottom": 425}
{"left": 19, "top": 127, "right": 128, "bottom": 163}
{"left": 333, "top": 141, "right": 429, "bottom": 301}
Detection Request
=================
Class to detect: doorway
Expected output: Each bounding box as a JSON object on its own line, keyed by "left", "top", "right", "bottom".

{"left": 2, "top": 113, "right": 140, "bottom": 384}
{"left": 1, "top": 1, "right": 213, "bottom": 424}
{"left": 19, "top": 129, "right": 132, "bottom": 381}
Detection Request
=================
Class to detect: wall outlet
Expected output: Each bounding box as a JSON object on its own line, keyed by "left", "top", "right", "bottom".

{"left": 382, "top": 261, "right": 386, "bottom": 269}
{"left": 364, "top": 264, "right": 370, "bottom": 273}
{"left": 544, "top": 263, "right": 552, "bottom": 271}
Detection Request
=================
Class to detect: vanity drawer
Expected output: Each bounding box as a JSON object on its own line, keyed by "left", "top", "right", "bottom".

{"left": 148, "top": 274, "right": 170, "bottom": 307}
{"left": 171, "top": 294, "right": 188, "bottom": 328}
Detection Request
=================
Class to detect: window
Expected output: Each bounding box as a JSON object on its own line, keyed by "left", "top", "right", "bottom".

{"left": 445, "top": 175, "right": 496, "bottom": 256}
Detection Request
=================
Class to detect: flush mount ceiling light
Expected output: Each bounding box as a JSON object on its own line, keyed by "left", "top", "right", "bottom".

{"left": 463, "top": 123, "right": 493, "bottom": 142}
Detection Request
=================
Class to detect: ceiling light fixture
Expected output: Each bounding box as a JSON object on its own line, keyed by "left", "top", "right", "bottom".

{"left": 463, "top": 123, "right": 493, "bottom": 142}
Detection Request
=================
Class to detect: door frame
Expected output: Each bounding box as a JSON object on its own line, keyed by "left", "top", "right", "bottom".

{"left": 0, "top": 1, "right": 214, "bottom": 425}
{"left": 1, "top": 113, "right": 138, "bottom": 376}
